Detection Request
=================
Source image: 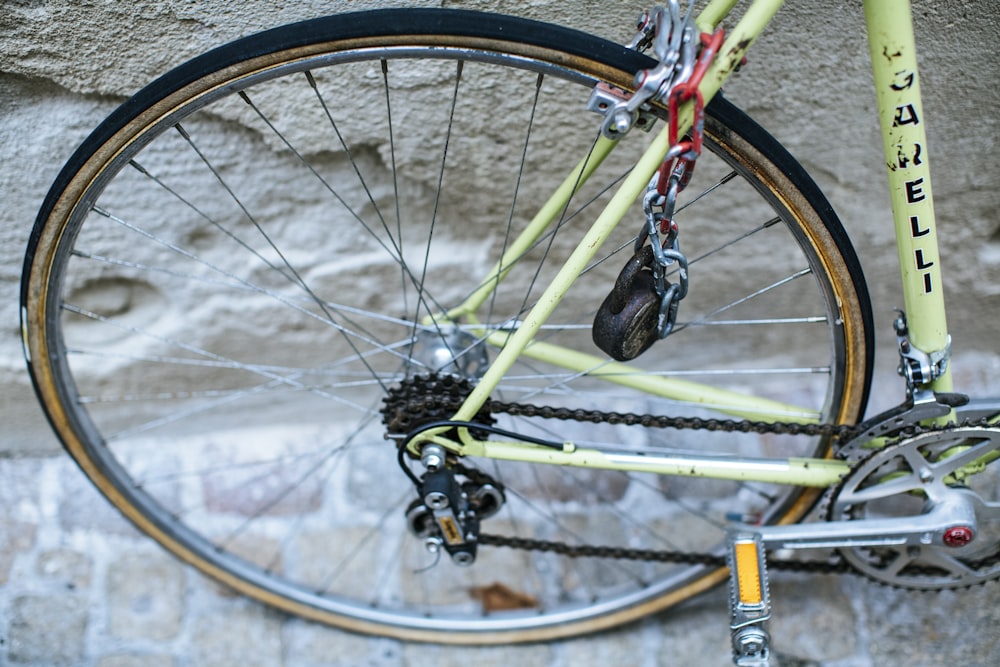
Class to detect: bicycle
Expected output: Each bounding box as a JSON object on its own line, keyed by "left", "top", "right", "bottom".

{"left": 18, "top": 0, "right": 999, "bottom": 660}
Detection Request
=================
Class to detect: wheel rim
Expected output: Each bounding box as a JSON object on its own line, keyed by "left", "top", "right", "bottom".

{"left": 24, "top": 31, "right": 869, "bottom": 641}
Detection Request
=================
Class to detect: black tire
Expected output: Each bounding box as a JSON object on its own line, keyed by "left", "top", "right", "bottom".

{"left": 22, "top": 9, "right": 873, "bottom": 643}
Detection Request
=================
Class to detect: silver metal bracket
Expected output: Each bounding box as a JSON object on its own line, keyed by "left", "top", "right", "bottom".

{"left": 836, "top": 388, "right": 967, "bottom": 460}
{"left": 894, "top": 311, "right": 951, "bottom": 389}
{"left": 727, "top": 532, "right": 771, "bottom": 667}
{"left": 586, "top": 83, "right": 658, "bottom": 134}
{"left": 590, "top": 1, "right": 698, "bottom": 139}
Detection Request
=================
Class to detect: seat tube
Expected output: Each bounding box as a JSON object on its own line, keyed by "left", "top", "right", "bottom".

{"left": 864, "top": 0, "right": 952, "bottom": 392}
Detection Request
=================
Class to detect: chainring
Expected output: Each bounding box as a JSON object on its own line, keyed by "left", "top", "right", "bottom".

{"left": 826, "top": 424, "right": 1000, "bottom": 589}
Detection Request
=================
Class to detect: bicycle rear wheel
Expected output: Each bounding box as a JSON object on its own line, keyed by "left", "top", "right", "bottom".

{"left": 21, "top": 9, "right": 873, "bottom": 642}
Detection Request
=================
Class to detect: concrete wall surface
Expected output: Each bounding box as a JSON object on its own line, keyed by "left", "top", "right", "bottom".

{"left": 2, "top": 1, "right": 999, "bottom": 665}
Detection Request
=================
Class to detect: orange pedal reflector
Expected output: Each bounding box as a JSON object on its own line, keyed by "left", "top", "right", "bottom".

{"left": 734, "top": 540, "right": 763, "bottom": 605}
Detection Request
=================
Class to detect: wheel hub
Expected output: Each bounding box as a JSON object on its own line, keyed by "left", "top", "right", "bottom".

{"left": 409, "top": 328, "right": 489, "bottom": 378}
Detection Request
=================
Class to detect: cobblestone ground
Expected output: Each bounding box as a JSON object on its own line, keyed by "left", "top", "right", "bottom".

{"left": 3, "top": 358, "right": 1000, "bottom": 666}
{"left": 4, "top": 455, "right": 999, "bottom": 666}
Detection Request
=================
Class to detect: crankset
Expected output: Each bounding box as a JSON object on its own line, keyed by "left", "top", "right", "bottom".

{"left": 825, "top": 424, "right": 1000, "bottom": 589}
{"left": 722, "top": 423, "right": 1000, "bottom": 590}
{"left": 725, "top": 423, "right": 1000, "bottom": 666}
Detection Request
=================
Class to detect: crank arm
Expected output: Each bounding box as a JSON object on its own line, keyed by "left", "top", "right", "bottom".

{"left": 743, "top": 488, "right": 979, "bottom": 552}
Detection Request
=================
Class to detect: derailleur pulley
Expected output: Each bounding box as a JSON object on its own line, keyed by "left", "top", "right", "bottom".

{"left": 405, "top": 447, "right": 505, "bottom": 566}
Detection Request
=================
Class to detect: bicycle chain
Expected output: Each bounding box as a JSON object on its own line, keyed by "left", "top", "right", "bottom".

{"left": 385, "top": 374, "right": 990, "bottom": 577}
{"left": 489, "top": 399, "right": 858, "bottom": 439}
{"left": 482, "top": 397, "right": 858, "bottom": 573}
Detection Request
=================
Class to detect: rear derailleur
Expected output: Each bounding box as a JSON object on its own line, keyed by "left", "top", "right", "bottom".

{"left": 404, "top": 444, "right": 505, "bottom": 566}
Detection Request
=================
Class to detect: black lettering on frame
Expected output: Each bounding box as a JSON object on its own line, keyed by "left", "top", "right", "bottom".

{"left": 915, "top": 249, "right": 934, "bottom": 270}
{"left": 890, "top": 70, "right": 915, "bottom": 91}
{"left": 906, "top": 178, "right": 926, "bottom": 203}
{"left": 923, "top": 273, "right": 933, "bottom": 293}
{"left": 893, "top": 104, "right": 920, "bottom": 126}
{"left": 909, "top": 216, "right": 930, "bottom": 237}
{"left": 896, "top": 143, "right": 923, "bottom": 169}
{"left": 896, "top": 146, "right": 909, "bottom": 169}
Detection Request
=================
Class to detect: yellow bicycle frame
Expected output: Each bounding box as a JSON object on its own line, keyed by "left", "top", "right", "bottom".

{"left": 415, "top": 0, "right": 951, "bottom": 487}
{"left": 865, "top": 0, "right": 952, "bottom": 395}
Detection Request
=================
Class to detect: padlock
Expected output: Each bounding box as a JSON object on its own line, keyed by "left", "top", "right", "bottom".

{"left": 592, "top": 245, "right": 662, "bottom": 361}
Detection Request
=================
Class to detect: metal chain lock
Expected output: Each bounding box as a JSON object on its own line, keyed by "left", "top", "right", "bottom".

{"left": 591, "top": 7, "right": 723, "bottom": 360}
{"left": 592, "top": 244, "right": 663, "bottom": 361}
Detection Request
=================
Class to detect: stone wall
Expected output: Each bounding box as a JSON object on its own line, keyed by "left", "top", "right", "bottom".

{"left": 3, "top": 0, "right": 998, "bottom": 452}
{"left": 2, "top": 1, "right": 999, "bottom": 665}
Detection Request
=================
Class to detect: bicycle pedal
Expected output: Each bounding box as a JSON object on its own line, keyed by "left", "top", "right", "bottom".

{"left": 727, "top": 532, "right": 772, "bottom": 667}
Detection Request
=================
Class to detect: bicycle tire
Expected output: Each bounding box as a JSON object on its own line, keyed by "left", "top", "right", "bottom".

{"left": 21, "top": 8, "right": 873, "bottom": 643}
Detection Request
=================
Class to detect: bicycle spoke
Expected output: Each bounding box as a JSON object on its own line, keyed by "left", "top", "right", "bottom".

{"left": 381, "top": 59, "right": 409, "bottom": 322}
{"left": 674, "top": 267, "right": 815, "bottom": 332}
{"left": 176, "top": 121, "right": 399, "bottom": 392}
{"left": 486, "top": 72, "right": 545, "bottom": 326}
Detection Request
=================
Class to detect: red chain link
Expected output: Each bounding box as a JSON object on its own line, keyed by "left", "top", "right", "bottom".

{"left": 656, "top": 28, "right": 726, "bottom": 200}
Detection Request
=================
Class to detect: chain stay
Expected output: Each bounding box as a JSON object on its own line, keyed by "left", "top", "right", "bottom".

{"left": 392, "top": 375, "right": 995, "bottom": 581}
{"left": 481, "top": 397, "right": 854, "bottom": 573}
{"left": 477, "top": 401, "right": 994, "bottom": 577}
